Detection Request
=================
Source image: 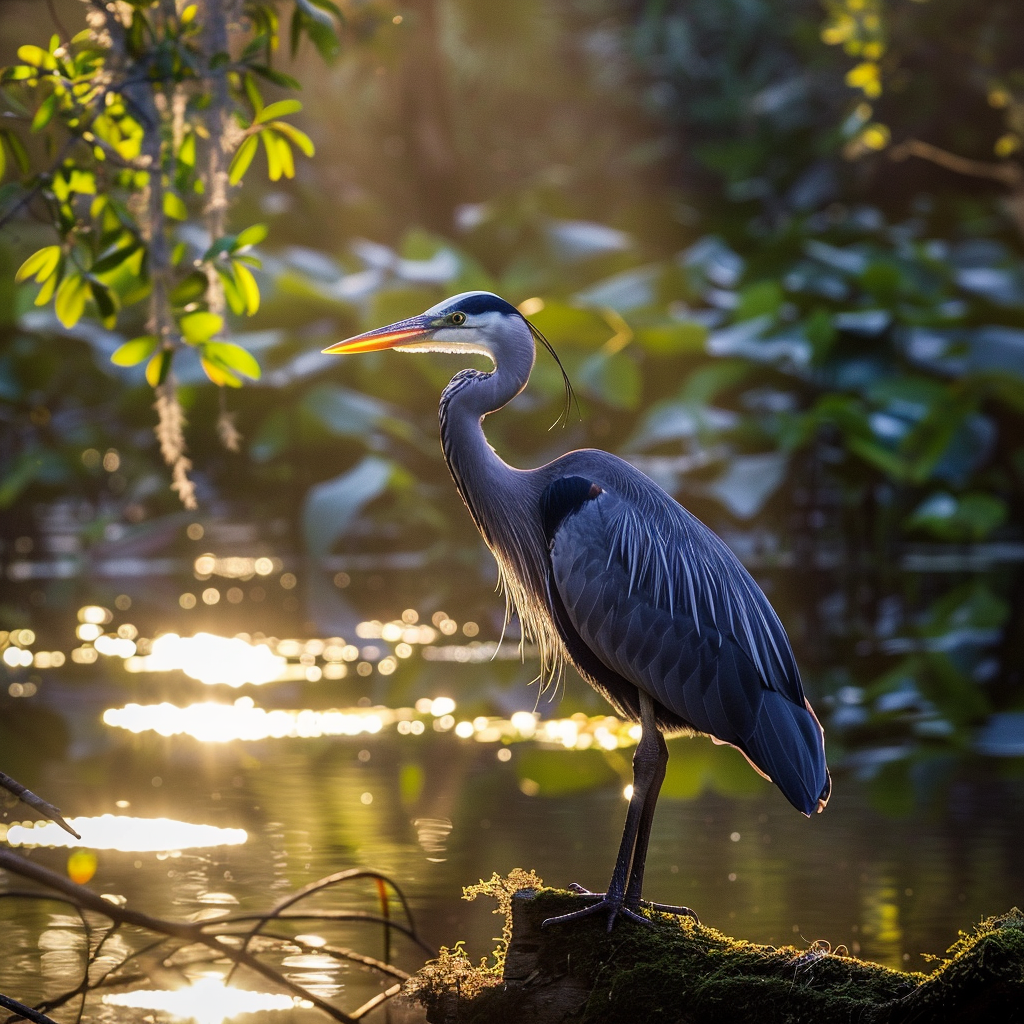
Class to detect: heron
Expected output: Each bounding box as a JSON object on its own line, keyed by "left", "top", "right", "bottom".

{"left": 323, "top": 291, "right": 831, "bottom": 930}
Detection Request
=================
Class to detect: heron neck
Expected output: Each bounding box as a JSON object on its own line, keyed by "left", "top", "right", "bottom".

{"left": 438, "top": 354, "right": 531, "bottom": 544}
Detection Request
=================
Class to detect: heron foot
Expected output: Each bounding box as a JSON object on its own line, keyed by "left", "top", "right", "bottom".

{"left": 542, "top": 895, "right": 653, "bottom": 932}
{"left": 546, "top": 884, "right": 699, "bottom": 927}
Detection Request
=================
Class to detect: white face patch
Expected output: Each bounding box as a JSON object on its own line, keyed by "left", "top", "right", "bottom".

{"left": 394, "top": 309, "right": 505, "bottom": 364}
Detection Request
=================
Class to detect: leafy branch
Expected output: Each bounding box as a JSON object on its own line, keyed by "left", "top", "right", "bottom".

{"left": 0, "top": 1, "right": 342, "bottom": 506}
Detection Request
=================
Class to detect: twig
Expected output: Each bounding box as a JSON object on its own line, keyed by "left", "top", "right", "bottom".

{"left": 213, "top": 911, "right": 435, "bottom": 956}
{"left": 245, "top": 931, "right": 411, "bottom": 981}
{"left": 0, "top": 994, "right": 60, "bottom": 1024}
{"left": 0, "top": 773, "right": 79, "bottom": 838}
{"left": 0, "top": 851, "right": 356, "bottom": 1024}
{"left": 350, "top": 983, "right": 404, "bottom": 1020}
{"left": 890, "top": 138, "right": 1023, "bottom": 188}
{"left": 226, "top": 868, "right": 426, "bottom": 982}
{"left": 44, "top": 0, "right": 72, "bottom": 46}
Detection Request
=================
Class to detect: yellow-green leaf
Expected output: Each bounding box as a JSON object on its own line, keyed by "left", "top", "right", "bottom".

{"left": 233, "top": 261, "right": 260, "bottom": 315}
{"left": 111, "top": 335, "right": 158, "bottom": 367}
{"left": 261, "top": 130, "right": 283, "bottom": 181}
{"left": 68, "top": 169, "right": 95, "bottom": 194}
{"left": 16, "top": 245, "right": 60, "bottom": 283}
{"left": 180, "top": 310, "right": 223, "bottom": 343}
{"left": 54, "top": 273, "right": 90, "bottom": 328}
{"left": 17, "top": 45, "right": 56, "bottom": 69}
{"left": 201, "top": 356, "right": 242, "bottom": 387}
{"left": 276, "top": 135, "right": 294, "bottom": 179}
{"left": 228, "top": 134, "right": 258, "bottom": 186}
{"left": 178, "top": 131, "right": 196, "bottom": 169}
{"left": 31, "top": 93, "right": 57, "bottom": 133}
{"left": 218, "top": 267, "right": 246, "bottom": 315}
{"left": 269, "top": 120, "right": 314, "bottom": 157}
{"left": 34, "top": 271, "right": 58, "bottom": 307}
{"left": 255, "top": 99, "right": 302, "bottom": 124}
{"left": 205, "top": 341, "right": 261, "bottom": 380}
{"left": 235, "top": 223, "right": 268, "bottom": 249}
{"left": 145, "top": 349, "right": 171, "bottom": 387}
{"left": 163, "top": 191, "right": 188, "bottom": 219}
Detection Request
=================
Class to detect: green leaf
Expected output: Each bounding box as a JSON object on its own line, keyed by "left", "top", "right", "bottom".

{"left": 579, "top": 351, "right": 642, "bottom": 410}
{"left": 163, "top": 191, "right": 188, "bottom": 219}
{"left": 232, "top": 260, "right": 260, "bottom": 315}
{"left": 178, "top": 131, "right": 196, "bottom": 169}
{"left": 111, "top": 335, "right": 158, "bottom": 367}
{"left": 91, "top": 243, "right": 138, "bottom": 275}
{"left": 201, "top": 357, "right": 242, "bottom": 387}
{"left": 31, "top": 93, "right": 57, "bottom": 133}
{"left": 269, "top": 120, "right": 314, "bottom": 157}
{"left": 16, "top": 245, "right": 60, "bottom": 283}
{"left": 244, "top": 73, "right": 263, "bottom": 116}
{"left": 261, "top": 129, "right": 283, "bottom": 181}
{"left": 204, "top": 341, "right": 261, "bottom": 380}
{"left": 235, "top": 223, "right": 268, "bottom": 249}
{"left": 54, "top": 273, "right": 90, "bottom": 328}
{"left": 68, "top": 169, "right": 95, "bottom": 194}
{"left": 17, "top": 45, "right": 56, "bottom": 69}
{"left": 1, "top": 130, "right": 29, "bottom": 175}
{"left": 89, "top": 280, "right": 117, "bottom": 324}
{"left": 248, "top": 64, "right": 301, "bottom": 90}
{"left": 217, "top": 266, "right": 246, "bottom": 315}
{"left": 735, "top": 280, "right": 783, "bottom": 322}
{"left": 146, "top": 348, "right": 171, "bottom": 387}
{"left": 635, "top": 322, "right": 708, "bottom": 355}
{"left": 34, "top": 270, "right": 59, "bottom": 306}
{"left": 170, "top": 270, "right": 209, "bottom": 306}
{"left": 256, "top": 99, "right": 302, "bottom": 124}
{"left": 180, "top": 311, "right": 223, "bottom": 343}
{"left": 228, "top": 135, "right": 258, "bottom": 186}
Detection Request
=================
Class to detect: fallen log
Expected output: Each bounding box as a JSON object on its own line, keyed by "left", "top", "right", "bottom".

{"left": 408, "top": 876, "right": 1024, "bottom": 1024}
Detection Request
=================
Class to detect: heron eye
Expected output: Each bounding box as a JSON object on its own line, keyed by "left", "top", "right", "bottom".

{"left": 450, "top": 311, "right": 466, "bottom": 326}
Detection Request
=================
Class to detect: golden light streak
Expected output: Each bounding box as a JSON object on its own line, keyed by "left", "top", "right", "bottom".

{"left": 103, "top": 977, "right": 305, "bottom": 1024}
{"left": 4, "top": 814, "right": 247, "bottom": 851}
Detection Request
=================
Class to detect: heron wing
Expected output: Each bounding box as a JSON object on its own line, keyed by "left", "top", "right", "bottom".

{"left": 545, "top": 476, "right": 828, "bottom": 814}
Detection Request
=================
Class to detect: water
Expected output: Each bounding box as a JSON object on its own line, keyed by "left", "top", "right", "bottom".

{"left": 1, "top": 567, "right": 1023, "bottom": 1023}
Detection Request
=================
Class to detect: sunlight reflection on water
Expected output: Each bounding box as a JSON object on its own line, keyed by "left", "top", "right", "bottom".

{"left": 103, "top": 976, "right": 306, "bottom": 1024}
{"left": 3, "top": 815, "right": 247, "bottom": 851}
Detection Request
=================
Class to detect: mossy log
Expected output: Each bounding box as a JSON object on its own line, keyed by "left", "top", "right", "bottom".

{"left": 410, "top": 887, "right": 1024, "bottom": 1024}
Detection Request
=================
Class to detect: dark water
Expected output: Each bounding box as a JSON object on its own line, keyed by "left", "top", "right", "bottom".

{"left": 2, "top": 569, "right": 1023, "bottom": 1023}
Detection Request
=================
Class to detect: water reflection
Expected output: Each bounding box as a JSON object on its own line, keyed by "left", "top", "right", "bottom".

{"left": 129, "top": 633, "right": 285, "bottom": 687}
{"left": 3, "top": 815, "right": 247, "bottom": 851}
{"left": 103, "top": 976, "right": 305, "bottom": 1024}
{"left": 102, "top": 696, "right": 645, "bottom": 751}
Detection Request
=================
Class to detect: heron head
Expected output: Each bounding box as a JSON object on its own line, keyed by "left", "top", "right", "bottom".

{"left": 321, "top": 291, "right": 526, "bottom": 364}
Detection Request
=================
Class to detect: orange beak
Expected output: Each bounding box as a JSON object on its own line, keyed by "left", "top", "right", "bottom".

{"left": 321, "top": 314, "right": 434, "bottom": 355}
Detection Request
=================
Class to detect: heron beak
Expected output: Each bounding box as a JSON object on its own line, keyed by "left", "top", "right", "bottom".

{"left": 322, "top": 314, "right": 434, "bottom": 355}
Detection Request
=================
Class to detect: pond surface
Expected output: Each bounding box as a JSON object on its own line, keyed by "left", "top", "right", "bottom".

{"left": 1, "top": 563, "right": 1023, "bottom": 1023}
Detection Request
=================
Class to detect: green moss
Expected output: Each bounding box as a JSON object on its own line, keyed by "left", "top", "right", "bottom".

{"left": 408, "top": 874, "right": 1024, "bottom": 1024}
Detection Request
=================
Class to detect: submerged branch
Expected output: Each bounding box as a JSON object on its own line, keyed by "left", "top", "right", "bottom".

{"left": 0, "top": 772, "right": 80, "bottom": 839}
{"left": 0, "top": 993, "right": 60, "bottom": 1024}
{"left": 0, "top": 851, "right": 423, "bottom": 1024}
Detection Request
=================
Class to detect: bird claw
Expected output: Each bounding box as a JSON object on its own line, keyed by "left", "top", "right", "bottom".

{"left": 542, "top": 896, "right": 653, "bottom": 932}
{"left": 544, "top": 884, "right": 700, "bottom": 929}
{"left": 643, "top": 901, "right": 700, "bottom": 923}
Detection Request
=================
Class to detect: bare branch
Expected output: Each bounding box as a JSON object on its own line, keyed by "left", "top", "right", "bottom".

{"left": 0, "top": 772, "right": 80, "bottom": 839}
{"left": 890, "top": 138, "right": 1024, "bottom": 188}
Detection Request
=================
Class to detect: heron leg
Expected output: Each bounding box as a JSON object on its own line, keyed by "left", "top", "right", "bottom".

{"left": 543, "top": 691, "right": 666, "bottom": 931}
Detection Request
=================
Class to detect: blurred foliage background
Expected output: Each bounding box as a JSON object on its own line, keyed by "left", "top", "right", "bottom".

{"left": 2, "top": 0, "right": 1024, "bottom": 787}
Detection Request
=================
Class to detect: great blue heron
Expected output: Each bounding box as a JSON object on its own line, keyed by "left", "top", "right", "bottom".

{"left": 324, "top": 291, "right": 831, "bottom": 929}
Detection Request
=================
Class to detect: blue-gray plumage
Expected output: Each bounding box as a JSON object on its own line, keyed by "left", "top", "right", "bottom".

{"left": 324, "top": 290, "right": 831, "bottom": 930}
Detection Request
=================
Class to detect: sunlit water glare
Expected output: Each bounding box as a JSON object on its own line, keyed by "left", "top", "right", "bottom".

{"left": 102, "top": 976, "right": 306, "bottom": 1024}
{"left": 3, "top": 815, "right": 247, "bottom": 851}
